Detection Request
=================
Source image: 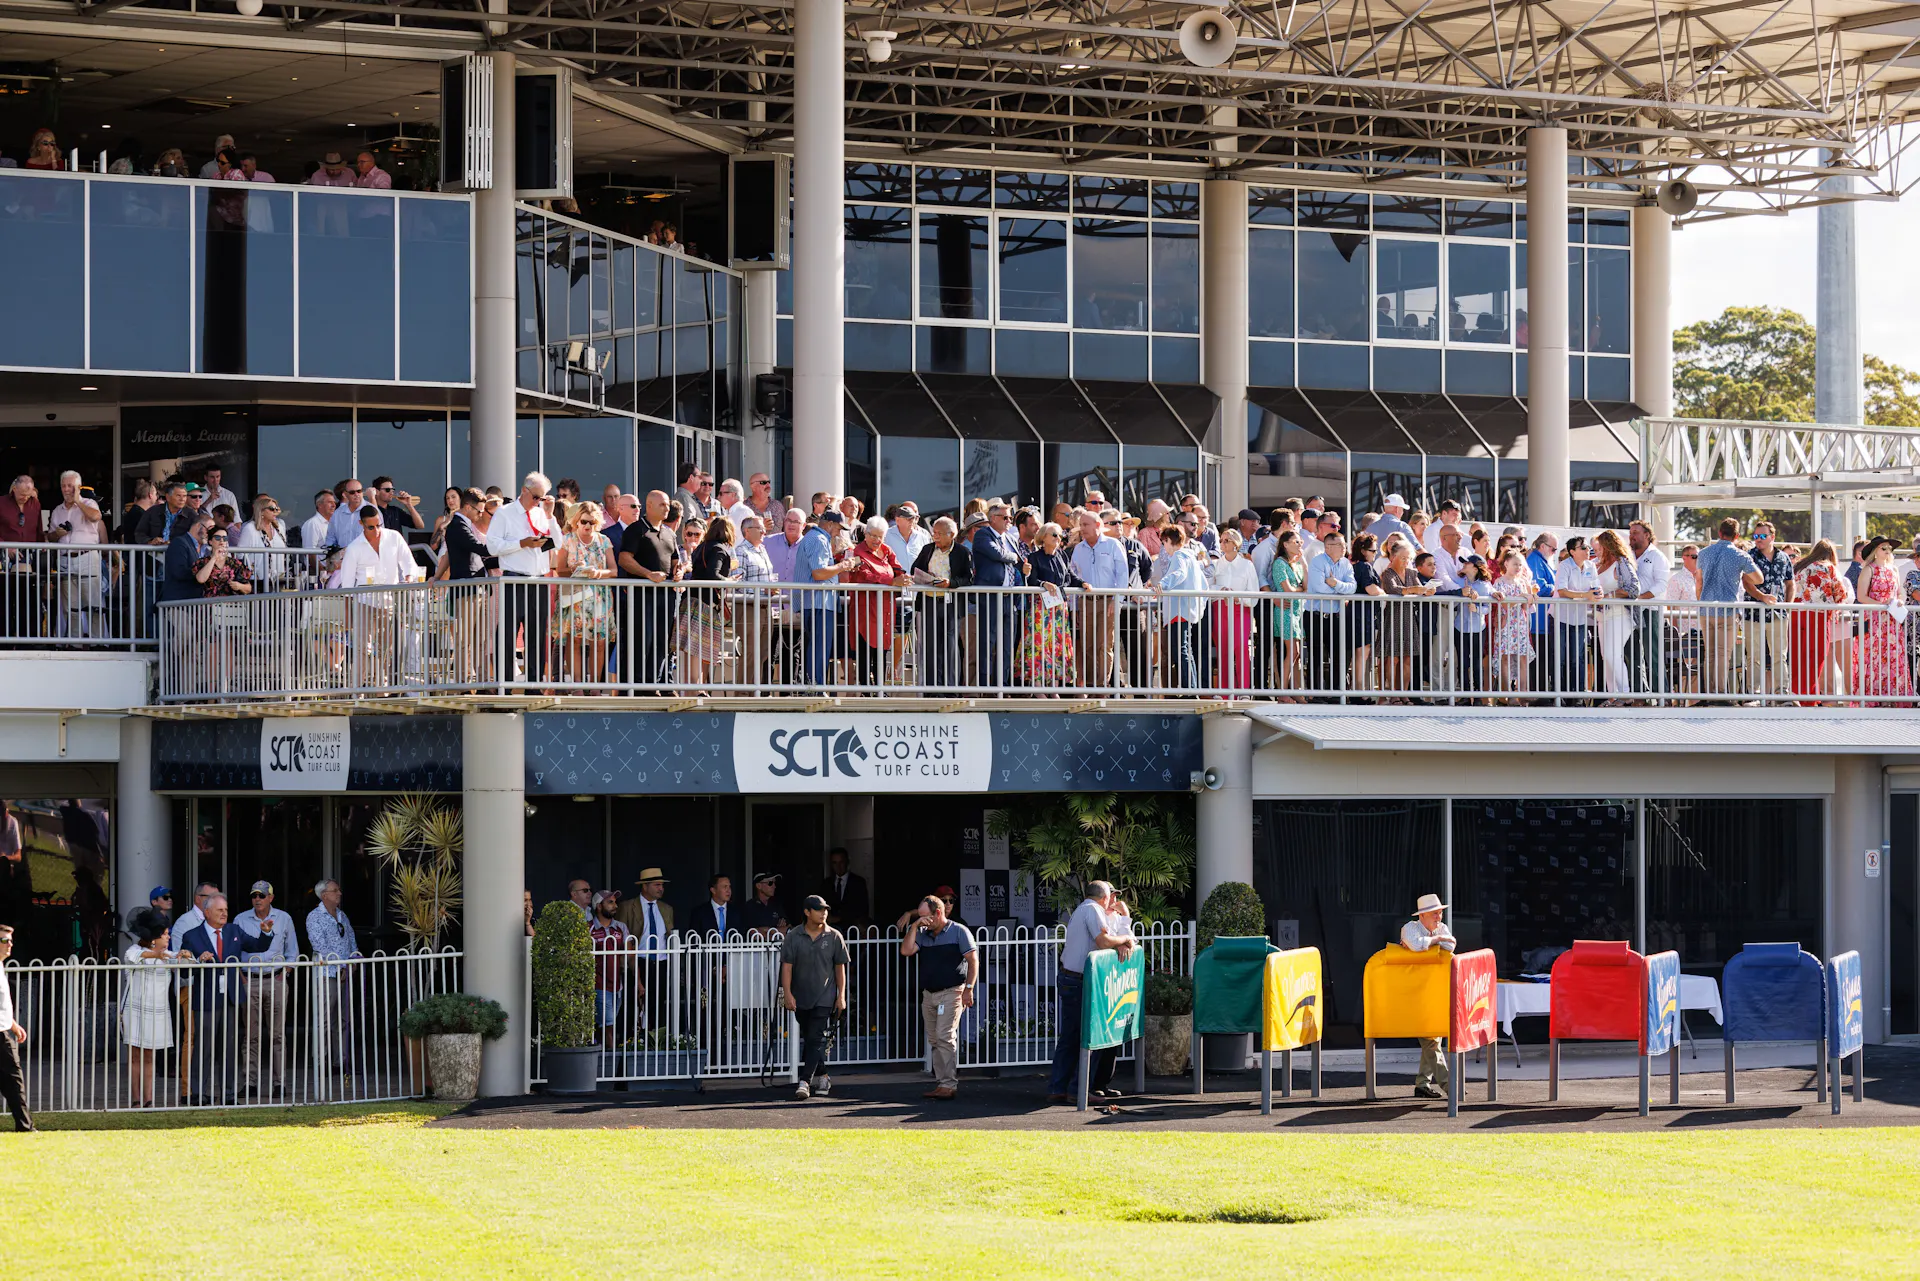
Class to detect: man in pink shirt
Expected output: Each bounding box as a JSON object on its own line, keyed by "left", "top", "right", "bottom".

{"left": 353, "top": 151, "right": 393, "bottom": 190}
{"left": 306, "top": 152, "right": 357, "bottom": 187}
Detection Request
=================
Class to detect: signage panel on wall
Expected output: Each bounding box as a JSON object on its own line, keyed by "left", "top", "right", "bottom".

{"left": 259, "top": 717, "right": 351, "bottom": 792}
{"left": 732, "top": 713, "right": 991, "bottom": 793}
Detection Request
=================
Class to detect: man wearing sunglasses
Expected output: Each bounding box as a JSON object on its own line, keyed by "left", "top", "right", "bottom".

{"left": 324, "top": 478, "right": 367, "bottom": 555}
{"left": 234, "top": 880, "right": 298, "bottom": 1098}
{"left": 305, "top": 880, "right": 360, "bottom": 1096}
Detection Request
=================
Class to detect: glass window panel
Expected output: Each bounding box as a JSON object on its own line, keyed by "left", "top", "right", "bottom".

{"left": 1151, "top": 224, "right": 1199, "bottom": 333}
{"left": 846, "top": 205, "right": 913, "bottom": 320}
{"left": 1248, "top": 227, "right": 1295, "bottom": 338}
{"left": 516, "top": 213, "right": 543, "bottom": 356}
{"left": 566, "top": 231, "right": 595, "bottom": 341}
{"left": 356, "top": 414, "right": 449, "bottom": 497}
{"left": 90, "top": 179, "right": 191, "bottom": 372}
{"left": 997, "top": 216, "right": 1068, "bottom": 325}
{"left": 995, "top": 328, "right": 1069, "bottom": 378}
{"left": 399, "top": 198, "right": 471, "bottom": 383}
{"left": 0, "top": 173, "right": 83, "bottom": 368}
{"left": 880, "top": 435, "right": 960, "bottom": 518}
{"left": 593, "top": 235, "right": 614, "bottom": 338}
{"left": 1297, "top": 231, "right": 1369, "bottom": 342}
{"left": 1587, "top": 247, "right": 1630, "bottom": 355}
{"left": 847, "top": 321, "right": 914, "bottom": 372}
{"left": 1446, "top": 349, "right": 1512, "bottom": 396}
{"left": 846, "top": 161, "right": 913, "bottom": 202}
{"left": 1073, "top": 332, "right": 1149, "bottom": 381}
{"left": 774, "top": 265, "right": 790, "bottom": 317}
{"left": 1249, "top": 340, "right": 1294, "bottom": 387}
{"left": 1297, "top": 191, "right": 1367, "bottom": 230}
{"left": 543, "top": 227, "right": 570, "bottom": 349}
{"left": 1568, "top": 354, "right": 1585, "bottom": 398}
{"left": 1073, "top": 174, "right": 1149, "bottom": 216}
{"left": 1374, "top": 345, "right": 1441, "bottom": 393}
{"left": 845, "top": 420, "right": 877, "bottom": 515}
{"left": 1249, "top": 187, "right": 1295, "bottom": 226}
{"left": 1447, "top": 199, "right": 1513, "bottom": 239}
{"left": 995, "top": 171, "right": 1070, "bottom": 212}
{"left": 298, "top": 192, "right": 395, "bottom": 380}
{"left": 1298, "top": 342, "right": 1369, "bottom": 391}
{"left": 1046, "top": 444, "right": 1119, "bottom": 512}
{"left": 676, "top": 368, "right": 715, "bottom": 432}
{"left": 1375, "top": 239, "right": 1439, "bottom": 342}
{"left": 541, "top": 417, "right": 635, "bottom": 496}
{"left": 194, "top": 184, "right": 293, "bottom": 377}
{"left": 612, "top": 244, "right": 635, "bottom": 332}
{"left": 1569, "top": 246, "right": 1585, "bottom": 352}
{"left": 1515, "top": 243, "right": 1528, "bottom": 346}
{"left": 1568, "top": 207, "right": 1585, "bottom": 242}
{"left": 1152, "top": 336, "right": 1200, "bottom": 383}
{"left": 918, "top": 212, "right": 989, "bottom": 321}
{"left": 674, "top": 257, "right": 712, "bottom": 325}
{"left": 964, "top": 439, "right": 1041, "bottom": 511}
{"left": 917, "top": 325, "right": 990, "bottom": 374}
{"left": 713, "top": 273, "right": 731, "bottom": 320}
{"left": 915, "top": 166, "right": 992, "bottom": 207}
{"left": 1588, "top": 207, "right": 1631, "bottom": 246}
{"left": 1589, "top": 355, "right": 1631, "bottom": 401}
{"left": 1372, "top": 194, "right": 1442, "bottom": 233}
{"left": 1152, "top": 182, "right": 1200, "bottom": 220}
{"left": 676, "top": 322, "right": 710, "bottom": 374}
{"left": 1123, "top": 444, "right": 1198, "bottom": 516}
{"left": 256, "top": 413, "right": 351, "bottom": 535}
{"left": 777, "top": 317, "right": 792, "bottom": 367}
{"left": 1447, "top": 241, "right": 1511, "bottom": 346}
{"left": 1072, "top": 217, "right": 1148, "bottom": 331}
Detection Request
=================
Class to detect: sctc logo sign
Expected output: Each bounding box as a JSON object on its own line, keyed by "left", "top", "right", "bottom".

{"left": 267, "top": 734, "right": 308, "bottom": 774}
{"left": 766, "top": 727, "right": 869, "bottom": 778}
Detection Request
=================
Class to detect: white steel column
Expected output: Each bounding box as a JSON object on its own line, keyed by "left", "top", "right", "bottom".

{"left": 1817, "top": 162, "right": 1861, "bottom": 544}
{"left": 1526, "top": 127, "right": 1571, "bottom": 527}
{"left": 791, "top": 0, "right": 845, "bottom": 502}
{"left": 1631, "top": 205, "right": 1674, "bottom": 541}
{"left": 1831, "top": 754, "right": 1888, "bottom": 1043}
{"left": 116, "top": 715, "right": 169, "bottom": 928}
{"left": 470, "top": 48, "right": 518, "bottom": 490}
{"left": 743, "top": 270, "right": 780, "bottom": 484}
{"left": 1196, "top": 713, "right": 1254, "bottom": 903}
{"left": 464, "top": 712, "right": 528, "bottom": 1095}
{"left": 1202, "top": 179, "right": 1250, "bottom": 516}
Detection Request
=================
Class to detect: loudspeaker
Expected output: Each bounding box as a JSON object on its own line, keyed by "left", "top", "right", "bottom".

{"left": 1178, "top": 10, "right": 1236, "bottom": 68}
{"left": 730, "top": 152, "right": 791, "bottom": 270}
{"left": 439, "top": 55, "right": 493, "bottom": 192}
{"left": 755, "top": 372, "right": 791, "bottom": 417}
{"left": 514, "top": 67, "right": 572, "bottom": 199}
{"left": 1654, "top": 179, "right": 1698, "bottom": 216}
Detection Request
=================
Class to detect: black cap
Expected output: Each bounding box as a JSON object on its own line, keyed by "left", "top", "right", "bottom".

{"left": 802, "top": 894, "right": 829, "bottom": 911}
{"left": 1236, "top": 508, "right": 1261, "bottom": 523}
{"left": 753, "top": 871, "right": 781, "bottom": 885}
{"left": 818, "top": 510, "right": 844, "bottom": 526}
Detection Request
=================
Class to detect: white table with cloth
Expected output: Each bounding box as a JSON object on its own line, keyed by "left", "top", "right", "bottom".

{"left": 1494, "top": 975, "right": 1724, "bottom": 1065}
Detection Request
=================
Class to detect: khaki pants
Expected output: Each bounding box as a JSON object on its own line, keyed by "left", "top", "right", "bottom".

{"left": 1744, "top": 613, "right": 1790, "bottom": 698}
{"left": 1416, "top": 1037, "right": 1451, "bottom": 1091}
{"left": 920, "top": 986, "right": 966, "bottom": 1090}
{"left": 1076, "top": 597, "right": 1117, "bottom": 689}
{"left": 243, "top": 970, "right": 290, "bottom": 1092}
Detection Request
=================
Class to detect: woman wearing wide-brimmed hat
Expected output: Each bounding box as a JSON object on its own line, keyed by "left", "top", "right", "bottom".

{"left": 1399, "top": 893, "right": 1457, "bottom": 1100}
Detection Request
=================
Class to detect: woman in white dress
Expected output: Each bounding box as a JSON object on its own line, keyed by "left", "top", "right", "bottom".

{"left": 122, "top": 908, "right": 183, "bottom": 1107}
{"left": 1591, "top": 530, "right": 1642, "bottom": 701}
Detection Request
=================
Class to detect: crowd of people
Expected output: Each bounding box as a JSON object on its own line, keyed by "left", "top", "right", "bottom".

{"left": 4, "top": 127, "right": 397, "bottom": 190}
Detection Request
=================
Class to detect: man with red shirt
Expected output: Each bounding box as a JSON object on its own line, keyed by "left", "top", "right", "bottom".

{"left": 589, "top": 891, "right": 641, "bottom": 1050}
{"left": 0, "top": 476, "right": 43, "bottom": 640}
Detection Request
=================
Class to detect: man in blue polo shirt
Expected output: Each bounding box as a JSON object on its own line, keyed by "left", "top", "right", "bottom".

{"left": 793, "top": 510, "right": 856, "bottom": 688}
{"left": 900, "top": 894, "right": 978, "bottom": 1100}
{"left": 1525, "top": 531, "right": 1558, "bottom": 694}
{"left": 1045, "top": 881, "right": 1136, "bottom": 1105}
{"left": 1696, "top": 516, "right": 1762, "bottom": 698}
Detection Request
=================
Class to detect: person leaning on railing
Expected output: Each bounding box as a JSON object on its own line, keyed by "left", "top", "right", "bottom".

{"left": 439, "top": 489, "right": 498, "bottom": 688}
{"left": 0, "top": 475, "right": 43, "bottom": 641}
{"left": 50, "top": 471, "right": 107, "bottom": 640}
{"left": 336, "top": 505, "right": 414, "bottom": 690}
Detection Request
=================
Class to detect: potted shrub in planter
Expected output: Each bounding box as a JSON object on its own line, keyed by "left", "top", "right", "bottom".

{"left": 1143, "top": 971, "right": 1194, "bottom": 1076}
{"left": 531, "top": 900, "right": 600, "bottom": 1094}
{"left": 1197, "top": 881, "right": 1267, "bottom": 1071}
{"left": 399, "top": 993, "right": 508, "bottom": 1102}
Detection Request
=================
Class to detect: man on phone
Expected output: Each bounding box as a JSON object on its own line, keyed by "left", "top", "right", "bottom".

{"left": 487, "top": 472, "right": 557, "bottom": 688}
{"left": 900, "top": 894, "right": 977, "bottom": 1100}
{"left": 779, "top": 894, "right": 848, "bottom": 1101}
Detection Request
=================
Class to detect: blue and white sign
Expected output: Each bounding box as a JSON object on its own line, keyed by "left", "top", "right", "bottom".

{"left": 733, "top": 713, "right": 992, "bottom": 793}
{"left": 259, "top": 716, "right": 350, "bottom": 792}
{"left": 1828, "top": 950, "right": 1864, "bottom": 1058}
{"left": 1643, "top": 950, "right": 1681, "bottom": 1057}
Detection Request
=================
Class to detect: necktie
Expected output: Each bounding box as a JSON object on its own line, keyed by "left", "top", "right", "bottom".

{"left": 647, "top": 903, "right": 661, "bottom": 948}
{"left": 717, "top": 905, "right": 725, "bottom": 935}
{"left": 214, "top": 931, "right": 223, "bottom": 960}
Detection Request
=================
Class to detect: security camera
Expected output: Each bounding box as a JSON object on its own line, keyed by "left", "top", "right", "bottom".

{"left": 864, "top": 30, "right": 898, "bottom": 62}
{"left": 236, "top": 0, "right": 264, "bottom": 15}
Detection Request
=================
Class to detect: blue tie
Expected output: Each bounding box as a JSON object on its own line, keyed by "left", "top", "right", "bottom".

{"left": 717, "top": 905, "right": 725, "bottom": 936}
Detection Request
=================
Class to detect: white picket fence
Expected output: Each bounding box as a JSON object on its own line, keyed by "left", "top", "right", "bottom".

{"left": 3, "top": 948, "right": 461, "bottom": 1113}
{"left": 527, "top": 922, "right": 1195, "bottom": 1088}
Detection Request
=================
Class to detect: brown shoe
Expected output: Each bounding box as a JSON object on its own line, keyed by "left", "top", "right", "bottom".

{"left": 923, "top": 1086, "right": 957, "bottom": 1100}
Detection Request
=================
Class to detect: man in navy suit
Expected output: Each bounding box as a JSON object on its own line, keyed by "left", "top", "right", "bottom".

{"left": 970, "top": 502, "right": 1028, "bottom": 689}
{"left": 178, "top": 892, "right": 274, "bottom": 1105}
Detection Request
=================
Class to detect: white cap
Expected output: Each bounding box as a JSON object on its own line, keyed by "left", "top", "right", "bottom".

{"left": 1383, "top": 493, "right": 1408, "bottom": 510}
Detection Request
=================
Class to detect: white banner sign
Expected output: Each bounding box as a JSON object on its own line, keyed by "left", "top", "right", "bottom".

{"left": 732, "top": 713, "right": 991, "bottom": 793}
{"left": 260, "top": 717, "right": 351, "bottom": 792}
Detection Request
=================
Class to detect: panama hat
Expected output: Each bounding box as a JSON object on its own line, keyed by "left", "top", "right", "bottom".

{"left": 633, "top": 867, "right": 669, "bottom": 885}
{"left": 1411, "top": 893, "right": 1448, "bottom": 916}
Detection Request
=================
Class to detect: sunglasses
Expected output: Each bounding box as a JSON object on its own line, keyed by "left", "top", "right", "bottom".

{"left": 250, "top": 892, "right": 268, "bottom": 900}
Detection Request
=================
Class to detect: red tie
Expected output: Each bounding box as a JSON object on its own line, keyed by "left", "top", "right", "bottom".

{"left": 214, "top": 931, "right": 223, "bottom": 960}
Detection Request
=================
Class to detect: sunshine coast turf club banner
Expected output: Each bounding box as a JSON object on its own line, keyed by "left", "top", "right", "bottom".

{"left": 733, "top": 713, "right": 991, "bottom": 792}
{"left": 259, "top": 717, "right": 351, "bottom": 792}
{"left": 151, "top": 716, "right": 463, "bottom": 793}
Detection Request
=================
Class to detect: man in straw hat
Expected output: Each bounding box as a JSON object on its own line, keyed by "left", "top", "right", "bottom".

{"left": 619, "top": 869, "right": 674, "bottom": 1029}
{"left": 1401, "top": 892, "right": 1457, "bottom": 1100}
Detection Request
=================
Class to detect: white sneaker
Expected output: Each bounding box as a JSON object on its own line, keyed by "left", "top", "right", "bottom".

{"left": 814, "top": 1075, "right": 832, "bottom": 1097}
{"left": 792, "top": 1081, "right": 811, "bottom": 1101}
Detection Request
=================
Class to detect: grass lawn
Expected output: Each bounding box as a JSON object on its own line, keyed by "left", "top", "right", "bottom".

{"left": 9, "top": 1107, "right": 1919, "bottom": 1279}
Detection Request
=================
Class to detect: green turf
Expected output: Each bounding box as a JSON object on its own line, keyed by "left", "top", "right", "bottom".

{"left": 8, "top": 1109, "right": 1918, "bottom": 1278}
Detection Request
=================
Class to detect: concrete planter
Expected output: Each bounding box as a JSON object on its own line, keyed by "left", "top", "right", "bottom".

{"left": 542, "top": 1044, "right": 601, "bottom": 1095}
{"left": 1143, "top": 1013, "right": 1192, "bottom": 1076}
{"left": 425, "top": 1033, "right": 482, "bottom": 1102}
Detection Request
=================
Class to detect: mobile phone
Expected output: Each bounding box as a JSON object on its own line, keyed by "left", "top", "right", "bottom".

{"left": 539, "top": 536, "right": 557, "bottom": 552}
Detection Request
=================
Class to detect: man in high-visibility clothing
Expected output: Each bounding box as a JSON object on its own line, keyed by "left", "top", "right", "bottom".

{"left": 1400, "top": 893, "right": 1456, "bottom": 1099}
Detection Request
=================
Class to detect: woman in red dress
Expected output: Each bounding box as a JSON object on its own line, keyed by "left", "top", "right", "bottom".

{"left": 1790, "top": 540, "right": 1850, "bottom": 704}
{"left": 845, "top": 517, "right": 910, "bottom": 690}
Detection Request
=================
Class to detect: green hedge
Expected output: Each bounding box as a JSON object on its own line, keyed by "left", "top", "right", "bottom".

{"left": 531, "top": 901, "right": 596, "bottom": 1050}
{"left": 399, "top": 992, "right": 508, "bottom": 1041}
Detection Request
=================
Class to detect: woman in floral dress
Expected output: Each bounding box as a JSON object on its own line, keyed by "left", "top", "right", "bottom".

{"left": 555, "top": 501, "right": 616, "bottom": 684}
{"left": 1489, "top": 549, "right": 1537, "bottom": 702}
{"left": 1852, "top": 538, "right": 1913, "bottom": 703}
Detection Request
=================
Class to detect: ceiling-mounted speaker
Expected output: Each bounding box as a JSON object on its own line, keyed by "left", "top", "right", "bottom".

{"left": 1655, "top": 179, "right": 1698, "bottom": 216}
{"left": 1178, "top": 10, "right": 1237, "bottom": 67}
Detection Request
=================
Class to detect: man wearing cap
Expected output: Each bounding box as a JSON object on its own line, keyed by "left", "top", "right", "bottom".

{"left": 1400, "top": 893, "right": 1457, "bottom": 1100}
{"left": 738, "top": 871, "right": 788, "bottom": 936}
{"left": 1372, "top": 494, "right": 1415, "bottom": 547}
{"left": 589, "top": 891, "right": 637, "bottom": 1049}
{"left": 780, "top": 893, "right": 848, "bottom": 1101}
{"left": 900, "top": 893, "right": 978, "bottom": 1100}
{"left": 619, "top": 869, "right": 675, "bottom": 1029}
{"left": 234, "top": 880, "right": 299, "bottom": 1098}
{"left": 134, "top": 885, "right": 174, "bottom": 935}
{"left": 795, "top": 510, "right": 858, "bottom": 688}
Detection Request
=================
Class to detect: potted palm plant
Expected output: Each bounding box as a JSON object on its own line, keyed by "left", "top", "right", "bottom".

{"left": 1143, "top": 971, "right": 1194, "bottom": 1075}
{"left": 368, "top": 794, "right": 464, "bottom": 1090}
{"left": 398, "top": 992, "right": 507, "bottom": 1102}
{"left": 531, "top": 900, "right": 599, "bottom": 1094}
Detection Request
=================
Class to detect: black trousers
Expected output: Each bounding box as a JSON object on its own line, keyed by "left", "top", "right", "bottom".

{"left": 1626, "top": 610, "right": 1662, "bottom": 693}
{"left": 0, "top": 1030, "right": 30, "bottom": 1130}
{"left": 625, "top": 586, "right": 673, "bottom": 692}
{"left": 1303, "top": 611, "right": 1339, "bottom": 695}
{"left": 797, "top": 1005, "right": 834, "bottom": 1084}
{"left": 504, "top": 574, "right": 549, "bottom": 685}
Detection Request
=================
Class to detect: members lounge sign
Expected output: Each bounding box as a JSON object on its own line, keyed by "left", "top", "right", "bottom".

{"left": 260, "top": 717, "right": 350, "bottom": 792}
{"left": 733, "top": 713, "right": 990, "bottom": 793}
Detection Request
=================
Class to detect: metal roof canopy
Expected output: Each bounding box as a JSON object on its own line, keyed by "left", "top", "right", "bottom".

{"left": 1613, "top": 415, "right": 1920, "bottom": 513}
{"left": 1248, "top": 705, "right": 1920, "bottom": 753}
{"left": 8, "top": 0, "right": 1920, "bottom": 220}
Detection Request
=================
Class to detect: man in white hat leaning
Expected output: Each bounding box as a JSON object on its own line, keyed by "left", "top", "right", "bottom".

{"left": 1400, "top": 892, "right": 1456, "bottom": 1099}
{"left": 1371, "top": 494, "right": 1415, "bottom": 548}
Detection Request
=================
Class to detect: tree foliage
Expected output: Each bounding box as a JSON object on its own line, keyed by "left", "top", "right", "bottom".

{"left": 988, "top": 793, "right": 1195, "bottom": 926}
{"left": 366, "top": 793, "right": 463, "bottom": 948}
{"left": 530, "top": 901, "right": 595, "bottom": 1050}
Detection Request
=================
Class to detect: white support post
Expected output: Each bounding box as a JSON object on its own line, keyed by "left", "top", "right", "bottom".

{"left": 1202, "top": 178, "right": 1250, "bottom": 516}
{"left": 115, "top": 715, "right": 169, "bottom": 929}
{"left": 1631, "top": 204, "right": 1674, "bottom": 542}
{"left": 791, "top": 0, "right": 846, "bottom": 503}
{"left": 1526, "top": 127, "right": 1571, "bottom": 527}
{"left": 470, "top": 49, "right": 518, "bottom": 490}
{"left": 1816, "top": 161, "right": 1860, "bottom": 544}
{"left": 743, "top": 270, "right": 780, "bottom": 484}
{"left": 464, "top": 712, "right": 528, "bottom": 1096}
{"left": 1195, "top": 713, "right": 1254, "bottom": 903}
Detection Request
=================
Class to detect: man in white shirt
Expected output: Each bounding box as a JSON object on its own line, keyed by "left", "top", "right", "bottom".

{"left": 487, "top": 471, "right": 556, "bottom": 687}
{"left": 1429, "top": 521, "right": 1465, "bottom": 591}
{"left": 1421, "top": 499, "right": 1465, "bottom": 556}
{"left": 1627, "top": 519, "right": 1672, "bottom": 695}
{"left": 718, "top": 478, "right": 754, "bottom": 527}
{"left": 199, "top": 465, "right": 240, "bottom": 524}
{"left": 0, "top": 923, "right": 30, "bottom": 1131}
{"left": 301, "top": 490, "right": 337, "bottom": 552}
{"left": 234, "top": 879, "right": 299, "bottom": 1098}
{"left": 1399, "top": 893, "right": 1456, "bottom": 1099}
{"left": 337, "top": 504, "right": 415, "bottom": 686}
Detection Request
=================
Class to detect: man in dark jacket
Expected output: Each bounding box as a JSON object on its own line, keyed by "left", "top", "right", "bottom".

{"left": 160, "top": 514, "right": 211, "bottom": 603}
{"left": 177, "top": 892, "right": 275, "bottom": 1104}
{"left": 618, "top": 490, "right": 677, "bottom": 691}
{"left": 441, "top": 489, "right": 495, "bottom": 580}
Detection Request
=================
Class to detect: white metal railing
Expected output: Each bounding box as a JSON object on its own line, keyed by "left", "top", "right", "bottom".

{"left": 0, "top": 541, "right": 326, "bottom": 649}
{"left": 3, "top": 947, "right": 460, "bottom": 1113}
{"left": 159, "top": 577, "right": 1920, "bottom": 707}
{"left": 528, "top": 922, "right": 1194, "bottom": 1088}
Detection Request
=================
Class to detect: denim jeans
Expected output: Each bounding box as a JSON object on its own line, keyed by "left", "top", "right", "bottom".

{"left": 1046, "top": 968, "right": 1084, "bottom": 1095}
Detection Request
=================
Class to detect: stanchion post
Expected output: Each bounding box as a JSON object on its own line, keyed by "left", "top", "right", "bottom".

{"left": 1816, "top": 1036, "right": 1827, "bottom": 1104}
{"left": 1852, "top": 1049, "right": 1864, "bottom": 1103}
{"left": 1548, "top": 1037, "right": 1560, "bottom": 1101}
{"left": 1724, "top": 1039, "right": 1736, "bottom": 1103}
{"left": 1281, "top": 1048, "right": 1292, "bottom": 1099}
{"left": 1134, "top": 1030, "right": 1145, "bottom": 1096}
{"left": 1260, "top": 1047, "right": 1272, "bottom": 1115}
{"left": 1638, "top": 1053, "right": 1650, "bottom": 1117}
{"left": 1670, "top": 1040, "right": 1680, "bottom": 1106}
{"left": 1447, "top": 1052, "right": 1460, "bottom": 1118}
{"left": 1191, "top": 1027, "right": 1204, "bottom": 1096}
{"left": 1311, "top": 1041, "right": 1322, "bottom": 1098}
{"left": 1077, "top": 1046, "right": 1091, "bottom": 1112}
{"left": 1487, "top": 1038, "right": 1498, "bottom": 1102}
{"left": 787, "top": 1011, "right": 801, "bottom": 1084}
{"left": 1830, "top": 1053, "right": 1841, "bottom": 1115}
{"left": 1364, "top": 1038, "right": 1376, "bottom": 1100}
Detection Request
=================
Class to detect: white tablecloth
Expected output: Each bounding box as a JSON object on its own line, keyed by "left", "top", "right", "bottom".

{"left": 1497, "top": 975, "right": 1723, "bottom": 1035}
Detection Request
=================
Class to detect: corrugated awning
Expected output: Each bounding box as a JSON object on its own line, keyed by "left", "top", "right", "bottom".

{"left": 1246, "top": 706, "right": 1920, "bottom": 754}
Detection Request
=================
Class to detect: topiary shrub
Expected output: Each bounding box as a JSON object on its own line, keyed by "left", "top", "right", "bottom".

{"left": 531, "top": 901, "right": 595, "bottom": 1050}
{"left": 399, "top": 992, "right": 508, "bottom": 1041}
{"left": 1145, "top": 971, "right": 1194, "bottom": 1017}
{"left": 1197, "top": 881, "right": 1266, "bottom": 953}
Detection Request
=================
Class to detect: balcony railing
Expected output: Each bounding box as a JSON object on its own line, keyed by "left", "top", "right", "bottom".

{"left": 156, "top": 579, "right": 1918, "bottom": 707}
{"left": 0, "top": 542, "right": 327, "bottom": 649}
{"left": 0, "top": 169, "right": 471, "bottom": 385}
